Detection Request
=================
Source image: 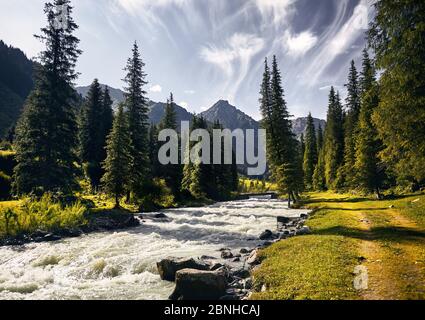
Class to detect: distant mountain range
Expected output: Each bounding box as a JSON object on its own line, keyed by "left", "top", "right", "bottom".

{"left": 0, "top": 44, "right": 325, "bottom": 139}
{"left": 76, "top": 85, "right": 325, "bottom": 137}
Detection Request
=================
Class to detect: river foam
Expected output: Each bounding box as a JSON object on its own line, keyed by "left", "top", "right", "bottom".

{"left": 0, "top": 198, "right": 308, "bottom": 300}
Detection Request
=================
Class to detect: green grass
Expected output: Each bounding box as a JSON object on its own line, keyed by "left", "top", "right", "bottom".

{"left": 0, "top": 194, "right": 88, "bottom": 238}
{"left": 239, "top": 178, "right": 277, "bottom": 194}
{"left": 251, "top": 191, "right": 425, "bottom": 300}
{"left": 252, "top": 192, "right": 362, "bottom": 300}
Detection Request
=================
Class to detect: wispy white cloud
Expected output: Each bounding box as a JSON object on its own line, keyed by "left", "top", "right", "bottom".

{"left": 299, "top": 0, "right": 372, "bottom": 87}
{"left": 149, "top": 84, "right": 163, "bottom": 93}
{"left": 200, "top": 33, "right": 264, "bottom": 102}
{"left": 184, "top": 90, "right": 195, "bottom": 95}
{"left": 283, "top": 30, "right": 318, "bottom": 57}
{"left": 116, "top": 0, "right": 188, "bottom": 13}
{"left": 254, "top": 0, "right": 296, "bottom": 26}
{"left": 200, "top": 33, "right": 264, "bottom": 76}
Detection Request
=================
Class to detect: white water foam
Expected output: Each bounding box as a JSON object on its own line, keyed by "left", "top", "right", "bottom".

{"left": 0, "top": 198, "right": 308, "bottom": 300}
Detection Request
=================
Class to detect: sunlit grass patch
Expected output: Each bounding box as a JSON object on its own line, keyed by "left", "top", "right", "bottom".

{"left": 0, "top": 194, "right": 88, "bottom": 238}
{"left": 252, "top": 235, "right": 360, "bottom": 300}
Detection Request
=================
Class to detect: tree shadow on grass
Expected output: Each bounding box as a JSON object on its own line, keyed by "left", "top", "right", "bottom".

{"left": 305, "top": 197, "right": 370, "bottom": 204}
{"left": 318, "top": 207, "right": 391, "bottom": 212}
{"left": 315, "top": 226, "right": 425, "bottom": 243}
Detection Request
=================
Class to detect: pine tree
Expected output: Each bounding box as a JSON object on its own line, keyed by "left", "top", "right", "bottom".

{"left": 313, "top": 124, "right": 326, "bottom": 190}
{"left": 342, "top": 60, "right": 361, "bottom": 188}
{"left": 158, "top": 93, "right": 177, "bottom": 131}
{"left": 323, "top": 87, "right": 344, "bottom": 189}
{"left": 181, "top": 115, "right": 209, "bottom": 199}
{"left": 313, "top": 149, "right": 326, "bottom": 191}
{"left": 101, "top": 104, "right": 132, "bottom": 208}
{"left": 317, "top": 124, "right": 323, "bottom": 154}
{"left": 369, "top": 0, "right": 425, "bottom": 186}
{"left": 78, "top": 79, "right": 105, "bottom": 189}
{"left": 354, "top": 50, "right": 384, "bottom": 198}
{"left": 123, "top": 42, "right": 150, "bottom": 201}
{"left": 303, "top": 113, "right": 318, "bottom": 190}
{"left": 13, "top": 0, "right": 81, "bottom": 196}
{"left": 300, "top": 133, "right": 305, "bottom": 159}
{"left": 158, "top": 92, "right": 182, "bottom": 199}
{"left": 148, "top": 124, "right": 160, "bottom": 178}
{"left": 100, "top": 86, "right": 114, "bottom": 147}
{"left": 260, "top": 56, "right": 298, "bottom": 206}
{"left": 210, "top": 120, "right": 237, "bottom": 200}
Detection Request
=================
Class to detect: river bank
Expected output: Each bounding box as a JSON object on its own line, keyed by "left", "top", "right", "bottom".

{"left": 251, "top": 191, "right": 425, "bottom": 300}
{"left": 0, "top": 196, "right": 213, "bottom": 247}
{"left": 0, "top": 197, "right": 307, "bottom": 299}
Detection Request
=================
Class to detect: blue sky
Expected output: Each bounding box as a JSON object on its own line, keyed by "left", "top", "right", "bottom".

{"left": 0, "top": 0, "right": 373, "bottom": 120}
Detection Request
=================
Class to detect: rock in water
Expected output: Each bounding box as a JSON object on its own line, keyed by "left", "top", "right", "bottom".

{"left": 157, "top": 257, "right": 210, "bottom": 281}
{"left": 221, "top": 250, "right": 234, "bottom": 259}
{"left": 169, "top": 269, "right": 227, "bottom": 300}
{"left": 259, "top": 230, "right": 273, "bottom": 240}
{"left": 246, "top": 249, "right": 260, "bottom": 265}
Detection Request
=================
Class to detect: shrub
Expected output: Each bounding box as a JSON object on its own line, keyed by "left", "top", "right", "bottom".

{"left": 0, "top": 194, "right": 88, "bottom": 237}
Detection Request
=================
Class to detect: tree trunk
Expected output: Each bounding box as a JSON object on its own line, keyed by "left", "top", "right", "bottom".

{"left": 375, "top": 187, "right": 382, "bottom": 200}
{"left": 114, "top": 194, "right": 120, "bottom": 209}
{"left": 288, "top": 192, "right": 291, "bottom": 209}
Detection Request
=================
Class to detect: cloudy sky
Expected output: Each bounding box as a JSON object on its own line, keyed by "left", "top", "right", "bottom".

{"left": 0, "top": 0, "right": 373, "bottom": 120}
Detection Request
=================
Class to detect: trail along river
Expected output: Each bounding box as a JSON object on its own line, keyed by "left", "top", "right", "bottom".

{"left": 0, "top": 197, "right": 308, "bottom": 300}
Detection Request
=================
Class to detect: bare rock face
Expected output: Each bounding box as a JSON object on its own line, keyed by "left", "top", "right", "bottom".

{"left": 169, "top": 269, "right": 227, "bottom": 300}
{"left": 157, "top": 257, "right": 210, "bottom": 282}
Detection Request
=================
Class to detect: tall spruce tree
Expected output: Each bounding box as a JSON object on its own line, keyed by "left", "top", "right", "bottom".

{"left": 260, "top": 56, "right": 298, "bottom": 206}
{"left": 317, "top": 124, "right": 323, "bottom": 154}
{"left": 148, "top": 124, "right": 160, "bottom": 178}
{"left": 123, "top": 42, "right": 150, "bottom": 201}
{"left": 159, "top": 93, "right": 177, "bottom": 131}
{"left": 323, "top": 87, "right": 344, "bottom": 189}
{"left": 303, "top": 113, "right": 318, "bottom": 190}
{"left": 342, "top": 60, "right": 361, "bottom": 188}
{"left": 158, "top": 93, "right": 182, "bottom": 199}
{"left": 100, "top": 86, "right": 114, "bottom": 146}
{"left": 300, "top": 133, "right": 305, "bottom": 160}
{"left": 13, "top": 0, "right": 81, "bottom": 195}
{"left": 354, "top": 50, "right": 384, "bottom": 198}
{"left": 313, "top": 123, "right": 325, "bottom": 190}
{"left": 181, "top": 115, "right": 209, "bottom": 199}
{"left": 101, "top": 104, "right": 132, "bottom": 208}
{"left": 78, "top": 79, "right": 105, "bottom": 189}
{"left": 369, "top": 0, "right": 425, "bottom": 186}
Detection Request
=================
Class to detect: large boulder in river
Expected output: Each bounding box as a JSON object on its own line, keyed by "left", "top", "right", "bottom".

{"left": 259, "top": 229, "right": 274, "bottom": 240}
{"left": 169, "top": 269, "right": 227, "bottom": 300}
{"left": 157, "top": 257, "right": 210, "bottom": 281}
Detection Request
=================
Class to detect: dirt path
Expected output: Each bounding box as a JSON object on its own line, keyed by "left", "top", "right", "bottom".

{"left": 356, "top": 209, "right": 425, "bottom": 300}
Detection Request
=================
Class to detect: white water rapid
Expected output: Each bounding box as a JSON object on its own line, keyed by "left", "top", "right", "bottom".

{"left": 0, "top": 198, "right": 308, "bottom": 300}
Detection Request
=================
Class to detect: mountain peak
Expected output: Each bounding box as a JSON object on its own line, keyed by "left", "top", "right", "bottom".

{"left": 201, "top": 100, "right": 259, "bottom": 131}
{"left": 211, "top": 100, "right": 234, "bottom": 109}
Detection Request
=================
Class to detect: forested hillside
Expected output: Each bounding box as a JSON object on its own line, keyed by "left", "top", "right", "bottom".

{"left": 0, "top": 40, "right": 35, "bottom": 137}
